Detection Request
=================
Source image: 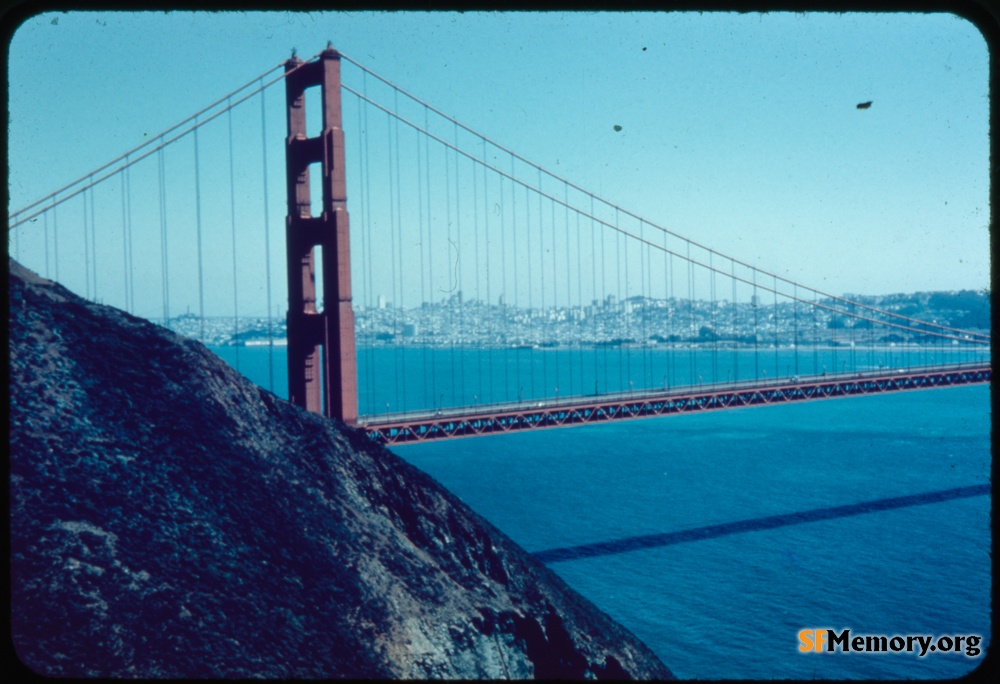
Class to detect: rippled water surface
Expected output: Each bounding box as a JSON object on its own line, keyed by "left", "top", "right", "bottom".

{"left": 214, "top": 345, "right": 990, "bottom": 679}
{"left": 395, "top": 384, "right": 991, "bottom": 679}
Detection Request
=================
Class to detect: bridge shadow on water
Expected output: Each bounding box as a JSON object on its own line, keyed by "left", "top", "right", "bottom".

{"left": 532, "top": 484, "right": 989, "bottom": 564}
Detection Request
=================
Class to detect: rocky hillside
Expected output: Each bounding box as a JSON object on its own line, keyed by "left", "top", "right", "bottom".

{"left": 8, "top": 259, "right": 673, "bottom": 679}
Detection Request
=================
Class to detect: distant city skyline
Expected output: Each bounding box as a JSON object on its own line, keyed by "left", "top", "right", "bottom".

{"left": 7, "top": 11, "right": 990, "bottom": 319}
{"left": 168, "top": 286, "right": 990, "bottom": 349}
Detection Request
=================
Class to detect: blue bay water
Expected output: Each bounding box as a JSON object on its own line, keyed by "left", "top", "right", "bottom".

{"left": 212, "top": 344, "right": 991, "bottom": 679}
{"left": 215, "top": 343, "right": 988, "bottom": 416}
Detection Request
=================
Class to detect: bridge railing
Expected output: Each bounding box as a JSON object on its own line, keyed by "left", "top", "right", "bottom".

{"left": 359, "top": 359, "right": 991, "bottom": 426}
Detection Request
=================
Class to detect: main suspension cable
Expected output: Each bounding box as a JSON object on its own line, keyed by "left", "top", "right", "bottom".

{"left": 338, "top": 58, "right": 986, "bottom": 340}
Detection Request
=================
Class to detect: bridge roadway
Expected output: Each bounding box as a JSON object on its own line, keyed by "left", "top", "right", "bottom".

{"left": 360, "top": 361, "right": 991, "bottom": 444}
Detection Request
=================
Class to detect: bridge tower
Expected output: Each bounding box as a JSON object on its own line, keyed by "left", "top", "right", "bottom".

{"left": 283, "top": 45, "right": 358, "bottom": 423}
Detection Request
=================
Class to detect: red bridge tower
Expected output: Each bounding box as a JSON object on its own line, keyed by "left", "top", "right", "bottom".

{"left": 283, "top": 45, "right": 358, "bottom": 423}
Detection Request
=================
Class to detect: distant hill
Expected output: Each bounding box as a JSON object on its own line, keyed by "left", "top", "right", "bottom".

{"left": 846, "top": 290, "right": 990, "bottom": 332}
{"left": 8, "top": 259, "right": 673, "bottom": 679}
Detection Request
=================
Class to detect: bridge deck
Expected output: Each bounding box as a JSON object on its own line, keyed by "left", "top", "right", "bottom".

{"left": 359, "top": 362, "right": 991, "bottom": 444}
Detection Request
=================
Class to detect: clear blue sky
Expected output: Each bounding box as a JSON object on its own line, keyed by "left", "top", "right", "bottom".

{"left": 6, "top": 10, "right": 990, "bottom": 317}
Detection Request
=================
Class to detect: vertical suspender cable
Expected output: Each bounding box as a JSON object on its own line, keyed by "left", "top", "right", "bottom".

{"left": 646, "top": 219, "right": 653, "bottom": 390}
{"left": 452, "top": 120, "right": 464, "bottom": 406}
{"left": 616, "top": 209, "right": 624, "bottom": 392}
{"left": 665, "top": 226, "right": 672, "bottom": 389}
{"left": 89, "top": 174, "right": 97, "bottom": 301}
{"left": 364, "top": 78, "right": 378, "bottom": 411}
{"left": 685, "top": 242, "right": 698, "bottom": 385}
{"left": 576, "top": 206, "right": 583, "bottom": 395}
{"left": 732, "top": 260, "right": 739, "bottom": 383}
{"left": 499, "top": 152, "right": 509, "bottom": 401}
{"left": 52, "top": 196, "right": 59, "bottom": 283}
{"left": 793, "top": 283, "right": 799, "bottom": 377}
{"left": 351, "top": 84, "right": 366, "bottom": 410}
{"left": 120, "top": 169, "right": 129, "bottom": 311}
{"left": 592, "top": 195, "right": 599, "bottom": 394}
{"left": 937, "top": 306, "right": 943, "bottom": 368}
{"left": 443, "top": 122, "right": 454, "bottom": 408}
{"left": 622, "top": 208, "right": 631, "bottom": 395}
{"left": 482, "top": 139, "right": 494, "bottom": 404}
{"left": 416, "top": 110, "right": 429, "bottom": 410}
{"left": 831, "top": 297, "right": 839, "bottom": 377}
{"left": 710, "top": 252, "right": 717, "bottom": 383}
{"left": 194, "top": 121, "right": 206, "bottom": 340}
{"left": 600, "top": 196, "right": 608, "bottom": 394}
{"left": 565, "top": 186, "right": 574, "bottom": 396}
{"left": 752, "top": 269, "right": 759, "bottom": 381}
{"left": 353, "top": 79, "right": 367, "bottom": 415}
{"left": 82, "top": 188, "right": 90, "bottom": 299}
{"left": 125, "top": 161, "right": 135, "bottom": 314}
{"left": 349, "top": 89, "right": 365, "bottom": 411}
{"left": 888, "top": 314, "right": 896, "bottom": 369}
{"left": 872, "top": 304, "right": 889, "bottom": 368}
{"left": 260, "top": 80, "right": 275, "bottom": 393}
{"left": 640, "top": 219, "right": 648, "bottom": 389}
{"left": 669, "top": 251, "right": 676, "bottom": 388}
{"left": 877, "top": 306, "right": 884, "bottom": 368}
{"left": 52, "top": 199, "right": 60, "bottom": 282}
{"left": 813, "top": 290, "right": 820, "bottom": 375}
{"left": 525, "top": 192, "right": 540, "bottom": 394}
{"left": 43, "top": 207, "right": 49, "bottom": 278}
{"left": 551, "top": 195, "right": 559, "bottom": 397}
{"left": 869, "top": 305, "right": 875, "bottom": 370}
{"left": 530, "top": 174, "right": 540, "bottom": 395}
{"left": 472, "top": 144, "right": 483, "bottom": 406}
{"left": 158, "top": 145, "right": 170, "bottom": 325}
{"left": 227, "top": 101, "right": 240, "bottom": 371}
{"left": 773, "top": 274, "right": 779, "bottom": 379}
{"left": 157, "top": 148, "right": 164, "bottom": 322}
{"left": 395, "top": 92, "right": 408, "bottom": 412}
{"left": 508, "top": 155, "right": 521, "bottom": 402}
{"left": 849, "top": 301, "right": 857, "bottom": 372}
{"left": 424, "top": 107, "right": 437, "bottom": 409}
{"left": 387, "top": 108, "right": 400, "bottom": 412}
{"left": 525, "top": 171, "right": 535, "bottom": 395}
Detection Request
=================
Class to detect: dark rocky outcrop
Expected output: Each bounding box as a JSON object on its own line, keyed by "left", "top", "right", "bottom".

{"left": 9, "top": 259, "right": 673, "bottom": 679}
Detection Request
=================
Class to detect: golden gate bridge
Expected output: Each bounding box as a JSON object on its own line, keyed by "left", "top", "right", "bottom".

{"left": 7, "top": 46, "right": 991, "bottom": 443}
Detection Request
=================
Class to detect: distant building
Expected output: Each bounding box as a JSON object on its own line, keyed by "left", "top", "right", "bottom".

{"left": 378, "top": 294, "right": 386, "bottom": 310}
